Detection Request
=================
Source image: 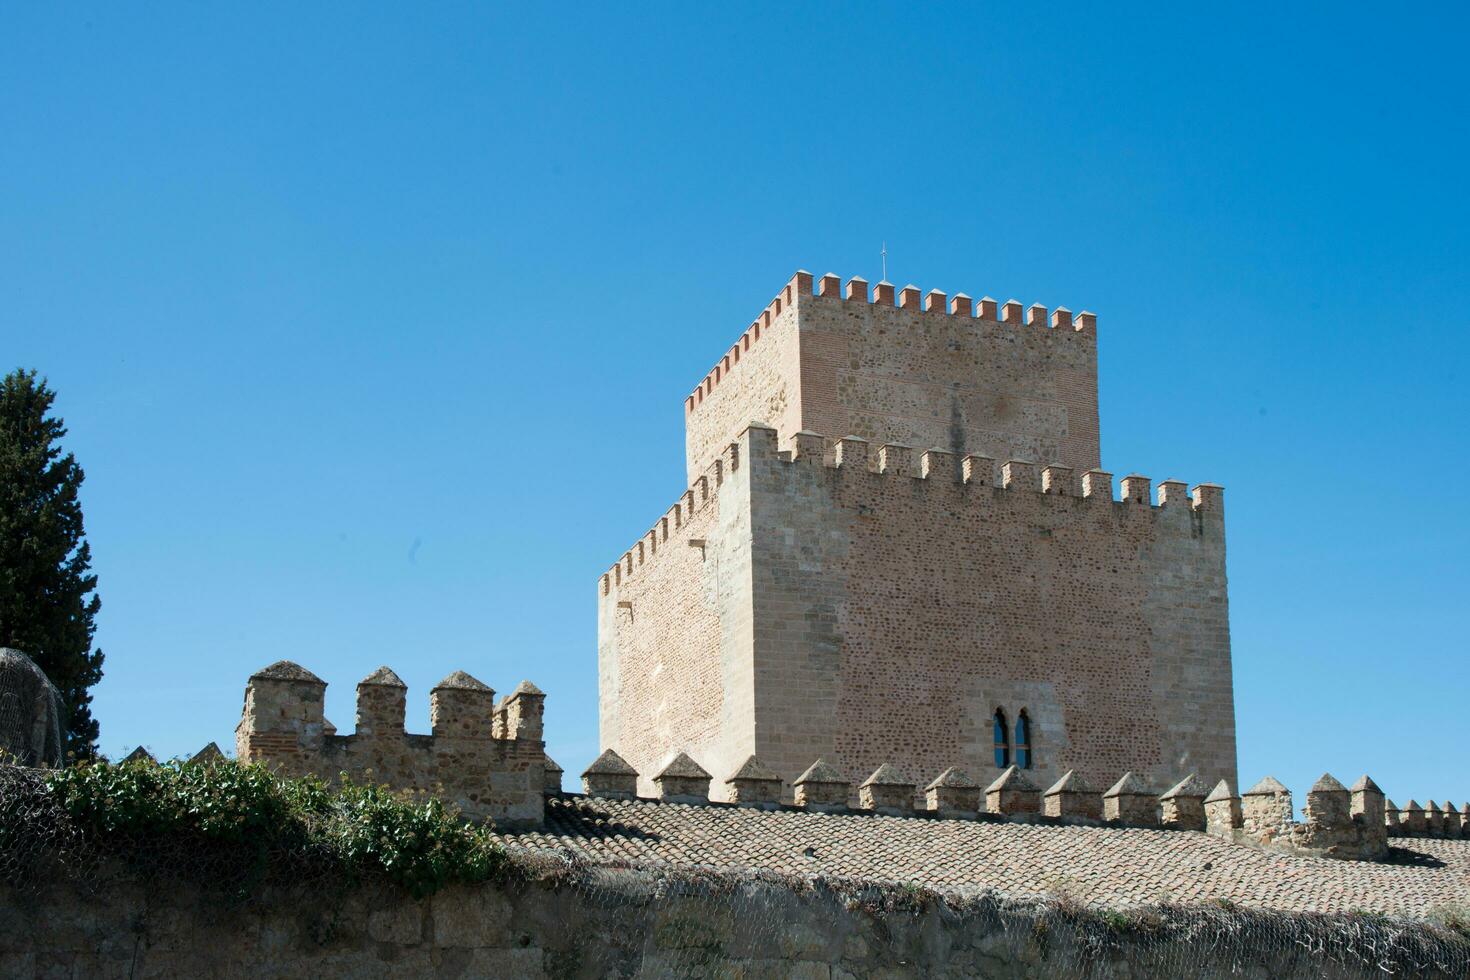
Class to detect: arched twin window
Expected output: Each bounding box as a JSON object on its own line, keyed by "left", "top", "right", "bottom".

{"left": 993, "top": 708, "right": 1034, "bottom": 770}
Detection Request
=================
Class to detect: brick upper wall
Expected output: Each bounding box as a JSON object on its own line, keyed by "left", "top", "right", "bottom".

{"left": 683, "top": 272, "right": 1100, "bottom": 482}
{"left": 598, "top": 441, "right": 757, "bottom": 795}
{"left": 743, "top": 427, "right": 1234, "bottom": 797}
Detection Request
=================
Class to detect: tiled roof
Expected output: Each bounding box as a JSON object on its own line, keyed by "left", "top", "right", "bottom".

{"left": 501, "top": 794, "right": 1470, "bottom": 917}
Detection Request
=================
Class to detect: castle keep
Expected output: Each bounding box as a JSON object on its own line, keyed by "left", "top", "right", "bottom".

{"left": 599, "top": 271, "right": 1237, "bottom": 800}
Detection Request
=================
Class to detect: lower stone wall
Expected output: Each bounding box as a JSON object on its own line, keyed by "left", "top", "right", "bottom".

{"left": 5, "top": 863, "right": 1467, "bottom": 979}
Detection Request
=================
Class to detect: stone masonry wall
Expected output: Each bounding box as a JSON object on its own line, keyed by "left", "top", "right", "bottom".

{"left": 597, "top": 440, "right": 757, "bottom": 796}
{"left": 7, "top": 867, "right": 1464, "bottom": 979}
{"left": 740, "top": 424, "right": 1235, "bottom": 799}
{"left": 235, "top": 663, "right": 546, "bottom": 827}
{"left": 684, "top": 272, "right": 1099, "bottom": 483}
{"left": 600, "top": 424, "right": 1234, "bottom": 803}
{"left": 683, "top": 280, "right": 803, "bottom": 483}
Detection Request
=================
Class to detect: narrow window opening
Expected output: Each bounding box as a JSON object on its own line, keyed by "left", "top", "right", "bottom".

{"left": 993, "top": 709, "right": 1010, "bottom": 768}
{"left": 1016, "top": 710, "right": 1033, "bottom": 770}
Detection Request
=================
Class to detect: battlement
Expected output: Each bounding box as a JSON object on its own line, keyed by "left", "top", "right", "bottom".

{"left": 760, "top": 426, "right": 1217, "bottom": 512}
{"left": 235, "top": 661, "right": 549, "bottom": 827}
{"left": 574, "top": 749, "right": 1445, "bottom": 865}
{"left": 684, "top": 271, "right": 1094, "bottom": 419}
{"left": 601, "top": 438, "right": 741, "bottom": 596}
{"left": 604, "top": 426, "right": 1220, "bottom": 597}
{"left": 1200, "top": 773, "right": 1470, "bottom": 860}
{"left": 680, "top": 270, "right": 1101, "bottom": 486}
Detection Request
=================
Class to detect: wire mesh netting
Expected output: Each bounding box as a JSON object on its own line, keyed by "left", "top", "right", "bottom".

{"left": 3, "top": 762, "right": 1469, "bottom": 978}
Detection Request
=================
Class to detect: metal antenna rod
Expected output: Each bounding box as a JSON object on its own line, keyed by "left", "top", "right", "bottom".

{"left": 881, "top": 242, "right": 888, "bottom": 282}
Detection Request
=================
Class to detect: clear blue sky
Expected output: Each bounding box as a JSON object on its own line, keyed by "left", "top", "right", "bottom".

{"left": 4, "top": 4, "right": 1466, "bottom": 806}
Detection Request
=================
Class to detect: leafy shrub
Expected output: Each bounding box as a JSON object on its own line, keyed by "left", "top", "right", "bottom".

{"left": 42, "top": 757, "right": 506, "bottom": 898}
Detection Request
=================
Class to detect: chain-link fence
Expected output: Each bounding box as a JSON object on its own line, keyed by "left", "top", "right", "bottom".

{"left": 4, "top": 762, "right": 1469, "bottom": 978}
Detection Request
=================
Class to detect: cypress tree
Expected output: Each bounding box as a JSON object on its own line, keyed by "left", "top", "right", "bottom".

{"left": 0, "top": 369, "right": 104, "bottom": 757}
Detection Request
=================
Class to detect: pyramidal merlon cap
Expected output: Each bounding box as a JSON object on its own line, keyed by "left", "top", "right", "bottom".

{"left": 986, "top": 765, "right": 1038, "bottom": 793}
{"left": 794, "top": 758, "right": 847, "bottom": 785}
{"left": 1205, "top": 779, "right": 1236, "bottom": 803}
{"left": 1350, "top": 775, "right": 1382, "bottom": 794}
{"left": 1161, "top": 773, "right": 1205, "bottom": 800}
{"left": 728, "top": 755, "right": 782, "bottom": 783}
{"left": 432, "top": 670, "right": 490, "bottom": 692}
{"left": 359, "top": 666, "right": 407, "bottom": 687}
{"left": 1044, "top": 769, "right": 1094, "bottom": 795}
{"left": 510, "top": 680, "right": 544, "bottom": 696}
{"left": 582, "top": 748, "right": 637, "bottom": 777}
{"left": 861, "top": 763, "right": 911, "bottom": 787}
{"left": 1104, "top": 771, "right": 1150, "bottom": 797}
{"left": 1243, "top": 776, "right": 1289, "bottom": 796}
{"left": 250, "top": 660, "right": 324, "bottom": 683}
{"left": 1308, "top": 773, "right": 1348, "bottom": 793}
{"left": 655, "top": 751, "right": 711, "bottom": 780}
{"left": 925, "top": 766, "right": 977, "bottom": 790}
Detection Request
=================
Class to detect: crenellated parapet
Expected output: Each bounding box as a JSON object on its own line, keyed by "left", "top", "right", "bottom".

{"left": 564, "top": 750, "right": 1459, "bottom": 867}
{"left": 599, "top": 437, "right": 741, "bottom": 598}
{"left": 683, "top": 270, "right": 1095, "bottom": 420}
{"left": 603, "top": 425, "right": 1224, "bottom": 602}
{"left": 1203, "top": 773, "right": 1399, "bottom": 861}
{"left": 1389, "top": 797, "right": 1468, "bottom": 841}
{"left": 235, "top": 661, "right": 548, "bottom": 827}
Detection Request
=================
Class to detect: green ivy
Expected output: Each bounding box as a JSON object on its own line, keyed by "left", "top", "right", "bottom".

{"left": 44, "top": 757, "right": 507, "bottom": 898}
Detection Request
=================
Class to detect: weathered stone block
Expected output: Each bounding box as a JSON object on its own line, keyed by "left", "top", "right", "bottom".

{"left": 542, "top": 755, "right": 563, "bottom": 794}
{"left": 654, "top": 752, "right": 712, "bottom": 803}
{"left": 1204, "top": 779, "right": 1242, "bottom": 837}
{"left": 1043, "top": 770, "right": 1101, "bottom": 821}
{"left": 1241, "top": 776, "right": 1293, "bottom": 844}
{"left": 429, "top": 672, "right": 495, "bottom": 740}
{"left": 582, "top": 749, "right": 639, "bottom": 800}
{"left": 1159, "top": 773, "right": 1206, "bottom": 831}
{"left": 355, "top": 666, "right": 407, "bottom": 739}
{"left": 858, "top": 764, "right": 915, "bottom": 816}
{"left": 794, "top": 759, "right": 850, "bottom": 812}
{"left": 1103, "top": 772, "right": 1158, "bottom": 826}
{"left": 985, "top": 766, "right": 1040, "bottom": 817}
{"left": 726, "top": 755, "right": 784, "bottom": 806}
{"left": 925, "top": 767, "right": 980, "bottom": 817}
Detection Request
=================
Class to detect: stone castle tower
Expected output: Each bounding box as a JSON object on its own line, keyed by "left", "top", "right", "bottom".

{"left": 598, "top": 271, "right": 1235, "bottom": 799}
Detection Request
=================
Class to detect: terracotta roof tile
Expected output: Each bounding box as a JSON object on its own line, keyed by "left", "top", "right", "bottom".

{"left": 502, "top": 795, "right": 1470, "bottom": 917}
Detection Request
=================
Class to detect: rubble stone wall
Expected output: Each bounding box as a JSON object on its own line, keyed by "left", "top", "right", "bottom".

{"left": 235, "top": 664, "right": 546, "bottom": 827}
{"left": 7, "top": 868, "right": 1461, "bottom": 979}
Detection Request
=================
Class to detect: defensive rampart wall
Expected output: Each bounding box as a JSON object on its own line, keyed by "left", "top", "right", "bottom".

{"left": 11, "top": 864, "right": 1469, "bottom": 979}
{"left": 579, "top": 747, "right": 1464, "bottom": 863}
{"left": 235, "top": 661, "right": 548, "bottom": 827}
